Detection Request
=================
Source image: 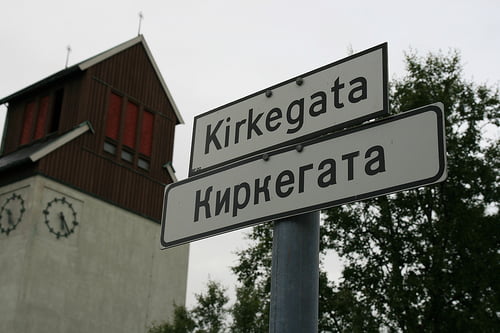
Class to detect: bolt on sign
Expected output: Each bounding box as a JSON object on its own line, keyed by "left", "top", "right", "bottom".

{"left": 161, "top": 104, "right": 447, "bottom": 249}
{"left": 189, "top": 43, "right": 388, "bottom": 176}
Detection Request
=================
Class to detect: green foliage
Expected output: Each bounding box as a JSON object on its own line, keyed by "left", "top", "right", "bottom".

{"left": 230, "top": 284, "right": 267, "bottom": 333}
{"left": 147, "top": 280, "right": 228, "bottom": 333}
{"left": 323, "top": 49, "right": 499, "bottom": 331}
{"left": 230, "top": 224, "right": 272, "bottom": 332}
{"left": 230, "top": 49, "right": 499, "bottom": 332}
{"left": 192, "top": 280, "right": 229, "bottom": 333}
{"left": 147, "top": 304, "right": 195, "bottom": 333}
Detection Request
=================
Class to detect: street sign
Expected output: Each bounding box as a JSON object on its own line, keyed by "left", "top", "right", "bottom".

{"left": 161, "top": 104, "right": 446, "bottom": 249}
{"left": 189, "top": 43, "right": 388, "bottom": 176}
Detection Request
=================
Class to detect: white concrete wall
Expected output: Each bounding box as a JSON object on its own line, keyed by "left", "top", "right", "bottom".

{"left": 0, "top": 175, "right": 189, "bottom": 333}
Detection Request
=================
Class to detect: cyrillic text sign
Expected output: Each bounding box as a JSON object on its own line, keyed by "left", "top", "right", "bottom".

{"left": 162, "top": 104, "right": 446, "bottom": 248}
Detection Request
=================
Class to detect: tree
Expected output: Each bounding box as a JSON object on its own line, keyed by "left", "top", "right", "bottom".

{"left": 147, "top": 304, "right": 196, "bottom": 333}
{"left": 322, "top": 49, "right": 499, "bottom": 331}
{"left": 231, "top": 224, "right": 272, "bottom": 333}
{"left": 192, "top": 280, "right": 229, "bottom": 333}
{"left": 147, "top": 280, "right": 228, "bottom": 333}
{"left": 231, "top": 49, "right": 499, "bottom": 332}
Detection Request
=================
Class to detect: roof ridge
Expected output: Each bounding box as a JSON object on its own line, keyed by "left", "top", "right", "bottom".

{"left": 0, "top": 35, "right": 183, "bottom": 124}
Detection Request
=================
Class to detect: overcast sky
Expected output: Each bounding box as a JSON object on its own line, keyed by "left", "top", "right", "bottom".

{"left": 1, "top": 0, "right": 499, "bottom": 308}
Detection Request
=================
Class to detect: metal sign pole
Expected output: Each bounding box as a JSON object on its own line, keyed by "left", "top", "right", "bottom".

{"left": 269, "top": 210, "right": 320, "bottom": 333}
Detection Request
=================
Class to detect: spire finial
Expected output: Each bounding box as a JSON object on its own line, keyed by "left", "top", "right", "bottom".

{"left": 65, "top": 45, "right": 72, "bottom": 68}
{"left": 138, "top": 11, "right": 144, "bottom": 36}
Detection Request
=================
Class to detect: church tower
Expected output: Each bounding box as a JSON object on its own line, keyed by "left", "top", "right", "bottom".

{"left": 0, "top": 36, "right": 189, "bottom": 332}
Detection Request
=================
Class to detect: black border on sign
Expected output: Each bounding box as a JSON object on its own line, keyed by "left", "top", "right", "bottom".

{"left": 188, "top": 42, "right": 389, "bottom": 177}
{"left": 163, "top": 104, "right": 446, "bottom": 249}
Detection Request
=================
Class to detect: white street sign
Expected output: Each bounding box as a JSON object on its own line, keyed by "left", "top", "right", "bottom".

{"left": 189, "top": 43, "right": 388, "bottom": 176}
{"left": 161, "top": 104, "right": 447, "bottom": 248}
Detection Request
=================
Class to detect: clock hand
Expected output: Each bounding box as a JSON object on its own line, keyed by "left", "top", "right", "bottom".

{"left": 6, "top": 209, "right": 14, "bottom": 225}
{"left": 59, "top": 212, "right": 70, "bottom": 234}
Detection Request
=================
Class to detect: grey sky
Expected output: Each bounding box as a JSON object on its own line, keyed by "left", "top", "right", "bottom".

{"left": 1, "top": 0, "right": 499, "bottom": 307}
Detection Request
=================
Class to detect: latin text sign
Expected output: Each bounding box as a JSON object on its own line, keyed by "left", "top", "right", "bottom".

{"left": 189, "top": 43, "right": 388, "bottom": 176}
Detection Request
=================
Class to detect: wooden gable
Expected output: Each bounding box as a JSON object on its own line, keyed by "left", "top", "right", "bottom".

{"left": 0, "top": 36, "right": 183, "bottom": 221}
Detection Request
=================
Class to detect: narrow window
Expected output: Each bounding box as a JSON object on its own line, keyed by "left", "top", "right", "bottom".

{"left": 123, "top": 101, "right": 138, "bottom": 148}
{"left": 20, "top": 101, "right": 36, "bottom": 145}
{"left": 139, "top": 110, "right": 154, "bottom": 156}
{"left": 105, "top": 93, "right": 122, "bottom": 140}
{"left": 34, "top": 95, "right": 50, "bottom": 140}
{"left": 49, "top": 89, "right": 64, "bottom": 133}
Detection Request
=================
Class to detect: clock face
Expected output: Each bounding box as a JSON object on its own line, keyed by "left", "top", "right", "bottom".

{"left": 0, "top": 193, "right": 26, "bottom": 235}
{"left": 43, "top": 197, "right": 79, "bottom": 238}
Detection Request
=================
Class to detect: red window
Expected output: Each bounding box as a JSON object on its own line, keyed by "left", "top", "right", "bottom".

{"left": 105, "top": 93, "right": 122, "bottom": 140}
{"left": 104, "top": 92, "right": 155, "bottom": 171}
{"left": 139, "top": 111, "right": 154, "bottom": 156}
{"left": 123, "top": 101, "right": 138, "bottom": 148}
{"left": 34, "top": 96, "right": 50, "bottom": 140}
{"left": 20, "top": 101, "right": 36, "bottom": 145}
